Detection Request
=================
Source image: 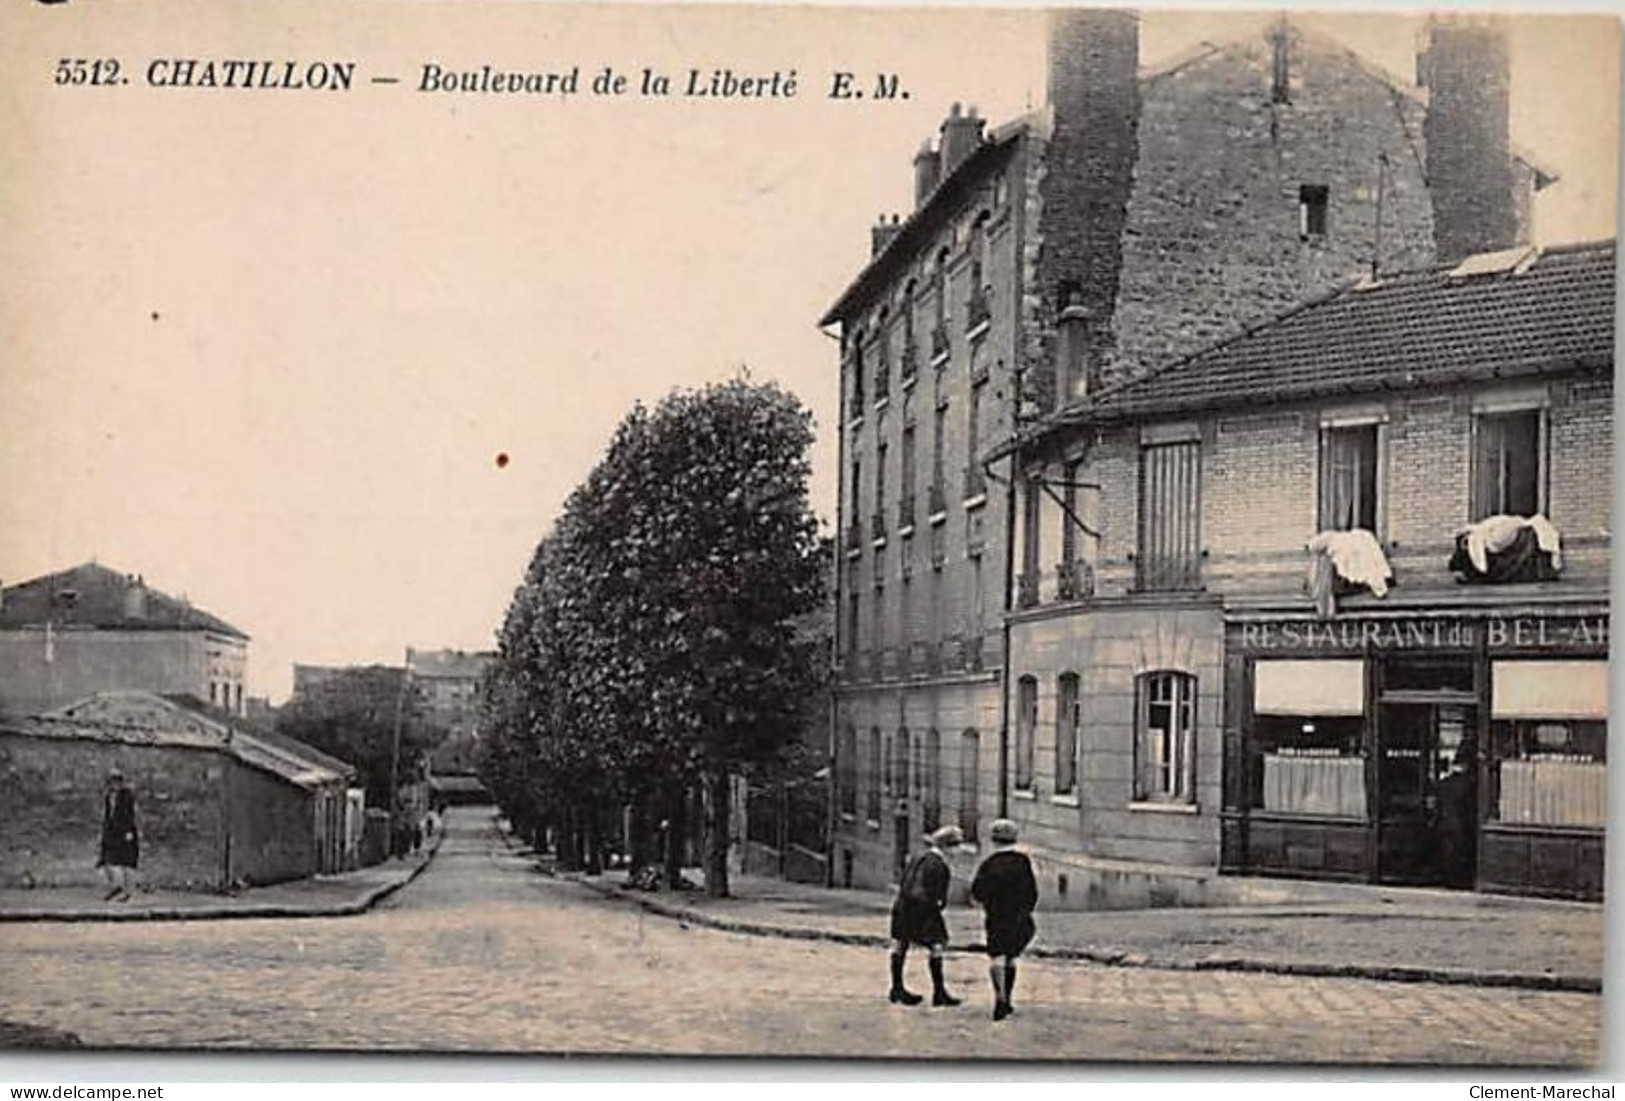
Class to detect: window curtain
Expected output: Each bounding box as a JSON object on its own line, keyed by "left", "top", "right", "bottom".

{"left": 1321, "top": 426, "right": 1376, "bottom": 532}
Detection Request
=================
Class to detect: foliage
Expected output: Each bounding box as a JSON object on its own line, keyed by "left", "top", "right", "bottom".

{"left": 480, "top": 378, "right": 828, "bottom": 894}
{"left": 275, "top": 665, "right": 445, "bottom": 808}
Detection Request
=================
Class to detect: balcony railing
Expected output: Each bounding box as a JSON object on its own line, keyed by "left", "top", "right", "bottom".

{"left": 967, "top": 634, "right": 986, "bottom": 673}
{"left": 922, "top": 639, "right": 941, "bottom": 676}
{"left": 1016, "top": 572, "right": 1040, "bottom": 609}
{"left": 1057, "top": 559, "right": 1094, "bottom": 602}
{"left": 963, "top": 464, "right": 987, "bottom": 500}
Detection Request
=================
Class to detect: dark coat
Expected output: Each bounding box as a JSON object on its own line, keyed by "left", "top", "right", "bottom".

{"left": 971, "top": 849, "right": 1038, "bottom": 957}
{"left": 889, "top": 849, "right": 951, "bottom": 946}
{"left": 98, "top": 786, "right": 139, "bottom": 869}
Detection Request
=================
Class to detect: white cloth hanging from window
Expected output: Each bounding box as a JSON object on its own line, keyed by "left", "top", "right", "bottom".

{"left": 1306, "top": 529, "right": 1393, "bottom": 597}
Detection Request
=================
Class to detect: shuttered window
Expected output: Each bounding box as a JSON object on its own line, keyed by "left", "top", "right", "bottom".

{"left": 1137, "top": 440, "right": 1202, "bottom": 591}
{"left": 1056, "top": 673, "right": 1080, "bottom": 796}
{"left": 1015, "top": 676, "right": 1037, "bottom": 791}
{"left": 959, "top": 729, "right": 980, "bottom": 843}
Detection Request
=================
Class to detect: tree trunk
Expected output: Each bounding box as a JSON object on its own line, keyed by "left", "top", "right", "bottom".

{"left": 703, "top": 767, "right": 731, "bottom": 898}
{"left": 662, "top": 784, "right": 684, "bottom": 891}
{"left": 585, "top": 811, "right": 603, "bottom": 876}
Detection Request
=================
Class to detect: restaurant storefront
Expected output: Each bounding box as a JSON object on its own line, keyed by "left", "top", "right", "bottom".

{"left": 1220, "top": 606, "right": 1608, "bottom": 900}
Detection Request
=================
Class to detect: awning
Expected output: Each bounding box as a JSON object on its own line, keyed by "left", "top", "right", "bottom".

{"left": 1254, "top": 659, "right": 1365, "bottom": 716}
{"left": 1492, "top": 660, "right": 1608, "bottom": 719}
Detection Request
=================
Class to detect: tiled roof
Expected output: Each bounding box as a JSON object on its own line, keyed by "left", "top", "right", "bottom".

{"left": 1086, "top": 241, "right": 1615, "bottom": 420}
{"left": 0, "top": 562, "right": 248, "bottom": 640}
{"left": 162, "top": 693, "right": 359, "bottom": 781}
{"left": 4, "top": 691, "right": 346, "bottom": 789}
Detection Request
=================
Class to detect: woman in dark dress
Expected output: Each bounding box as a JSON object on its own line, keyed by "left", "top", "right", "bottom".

{"left": 887, "top": 824, "right": 964, "bottom": 1007}
{"left": 970, "top": 818, "right": 1038, "bottom": 1021}
{"left": 97, "top": 769, "right": 139, "bottom": 901}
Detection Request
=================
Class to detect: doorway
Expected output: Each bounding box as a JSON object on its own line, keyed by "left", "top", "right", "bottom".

{"left": 1376, "top": 676, "right": 1479, "bottom": 888}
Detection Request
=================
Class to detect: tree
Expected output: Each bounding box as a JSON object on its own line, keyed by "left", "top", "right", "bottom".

{"left": 485, "top": 378, "right": 826, "bottom": 896}
{"left": 566, "top": 379, "right": 826, "bottom": 896}
{"left": 276, "top": 666, "right": 444, "bottom": 810}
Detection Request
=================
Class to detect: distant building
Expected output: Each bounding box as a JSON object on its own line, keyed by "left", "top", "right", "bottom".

{"left": 405, "top": 647, "right": 493, "bottom": 780}
{"left": 0, "top": 563, "right": 249, "bottom": 718}
{"left": 0, "top": 691, "right": 358, "bottom": 889}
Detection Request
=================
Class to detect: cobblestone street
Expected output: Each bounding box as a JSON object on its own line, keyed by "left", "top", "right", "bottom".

{"left": 0, "top": 810, "right": 1600, "bottom": 1064}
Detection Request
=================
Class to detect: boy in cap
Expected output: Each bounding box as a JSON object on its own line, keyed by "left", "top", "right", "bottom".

{"left": 970, "top": 818, "right": 1038, "bottom": 1021}
{"left": 886, "top": 823, "right": 964, "bottom": 1007}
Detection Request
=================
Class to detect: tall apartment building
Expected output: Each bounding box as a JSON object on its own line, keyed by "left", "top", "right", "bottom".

{"left": 821, "top": 12, "right": 1560, "bottom": 894}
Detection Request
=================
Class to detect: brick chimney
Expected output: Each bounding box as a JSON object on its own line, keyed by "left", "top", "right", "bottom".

{"left": 1420, "top": 17, "right": 1516, "bottom": 264}
{"left": 1039, "top": 8, "right": 1141, "bottom": 401}
{"left": 938, "top": 103, "right": 985, "bottom": 177}
{"left": 871, "top": 214, "right": 903, "bottom": 257}
{"left": 913, "top": 141, "right": 941, "bottom": 208}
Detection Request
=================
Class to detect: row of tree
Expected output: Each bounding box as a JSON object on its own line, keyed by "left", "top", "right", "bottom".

{"left": 478, "top": 379, "right": 828, "bottom": 896}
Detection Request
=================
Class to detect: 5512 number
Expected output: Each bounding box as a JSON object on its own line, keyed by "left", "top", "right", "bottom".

{"left": 55, "top": 58, "right": 124, "bottom": 86}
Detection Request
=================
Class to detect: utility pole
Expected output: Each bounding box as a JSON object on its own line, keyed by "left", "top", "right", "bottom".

{"left": 389, "top": 655, "right": 412, "bottom": 852}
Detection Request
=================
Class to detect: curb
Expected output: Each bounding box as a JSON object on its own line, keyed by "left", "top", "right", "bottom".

{"left": 0, "top": 836, "right": 442, "bottom": 924}
{"left": 559, "top": 871, "right": 1601, "bottom": 995}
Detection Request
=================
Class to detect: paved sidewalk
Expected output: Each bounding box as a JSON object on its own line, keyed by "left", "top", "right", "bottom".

{"left": 0, "top": 840, "right": 438, "bottom": 923}
{"left": 537, "top": 844, "right": 1603, "bottom": 993}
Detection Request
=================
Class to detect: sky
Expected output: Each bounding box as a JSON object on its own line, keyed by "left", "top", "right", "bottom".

{"left": 1, "top": 1, "right": 1617, "bottom": 701}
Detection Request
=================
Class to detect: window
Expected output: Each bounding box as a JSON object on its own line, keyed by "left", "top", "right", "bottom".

{"left": 839, "top": 726, "right": 858, "bottom": 816}
{"left": 874, "top": 442, "right": 888, "bottom": 526}
{"left": 900, "top": 425, "right": 917, "bottom": 525}
{"left": 1056, "top": 673, "right": 1080, "bottom": 797}
{"left": 846, "top": 587, "right": 860, "bottom": 660}
{"left": 959, "top": 729, "right": 981, "bottom": 842}
{"left": 881, "top": 728, "right": 893, "bottom": 797}
{"left": 1490, "top": 660, "right": 1607, "bottom": 829}
{"left": 1137, "top": 438, "right": 1202, "bottom": 591}
{"left": 1251, "top": 660, "right": 1367, "bottom": 818}
{"left": 1473, "top": 409, "right": 1544, "bottom": 520}
{"left": 1061, "top": 458, "right": 1080, "bottom": 564}
{"left": 1320, "top": 422, "right": 1381, "bottom": 532}
{"left": 924, "top": 728, "right": 942, "bottom": 831}
{"left": 1134, "top": 671, "right": 1197, "bottom": 804}
{"left": 931, "top": 404, "right": 947, "bottom": 512}
{"left": 1015, "top": 676, "right": 1037, "bottom": 792}
{"left": 1299, "top": 185, "right": 1329, "bottom": 239}
{"left": 866, "top": 728, "right": 882, "bottom": 821}
{"left": 895, "top": 727, "right": 912, "bottom": 801}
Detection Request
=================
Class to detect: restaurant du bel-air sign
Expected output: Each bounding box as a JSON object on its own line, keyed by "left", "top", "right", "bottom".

{"left": 1232, "top": 612, "right": 1610, "bottom": 654}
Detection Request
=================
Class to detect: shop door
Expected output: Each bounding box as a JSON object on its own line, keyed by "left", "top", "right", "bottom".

{"left": 1376, "top": 696, "right": 1478, "bottom": 888}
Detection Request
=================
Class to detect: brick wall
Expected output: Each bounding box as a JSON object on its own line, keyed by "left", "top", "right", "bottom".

{"left": 1105, "top": 29, "right": 1435, "bottom": 383}
{"left": 0, "top": 631, "right": 208, "bottom": 717}
{"left": 0, "top": 732, "right": 226, "bottom": 889}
